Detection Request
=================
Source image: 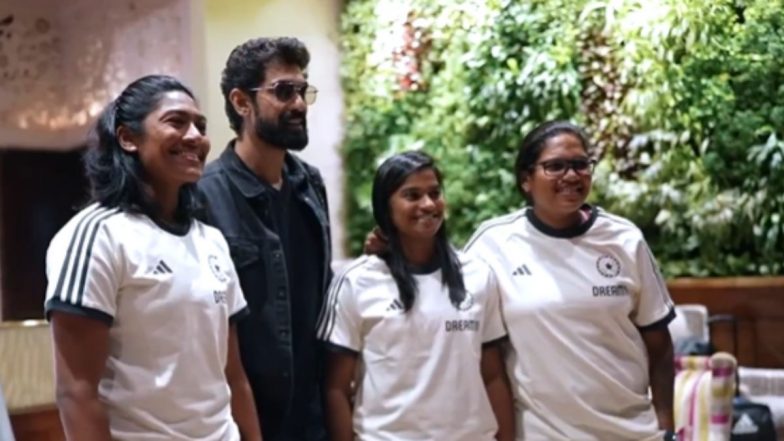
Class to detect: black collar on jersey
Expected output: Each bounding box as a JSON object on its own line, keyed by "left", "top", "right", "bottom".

{"left": 131, "top": 203, "right": 192, "bottom": 237}
{"left": 406, "top": 257, "right": 441, "bottom": 275}
{"left": 525, "top": 204, "right": 597, "bottom": 238}
{"left": 149, "top": 215, "right": 191, "bottom": 236}
{"left": 219, "top": 139, "right": 312, "bottom": 200}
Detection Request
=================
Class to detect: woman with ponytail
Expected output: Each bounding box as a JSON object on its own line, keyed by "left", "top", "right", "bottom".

{"left": 317, "top": 151, "right": 514, "bottom": 441}
{"left": 44, "top": 75, "right": 261, "bottom": 441}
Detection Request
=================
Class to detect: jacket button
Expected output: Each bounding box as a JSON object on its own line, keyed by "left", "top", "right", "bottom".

{"left": 277, "top": 289, "right": 286, "bottom": 299}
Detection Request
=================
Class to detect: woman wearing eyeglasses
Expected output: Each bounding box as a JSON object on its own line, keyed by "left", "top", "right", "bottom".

{"left": 464, "top": 120, "right": 676, "bottom": 441}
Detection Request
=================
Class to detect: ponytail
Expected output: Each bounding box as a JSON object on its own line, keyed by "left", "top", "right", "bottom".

{"left": 82, "top": 74, "right": 199, "bottom": 223}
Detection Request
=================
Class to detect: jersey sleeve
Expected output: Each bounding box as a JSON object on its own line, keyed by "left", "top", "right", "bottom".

{"left": 463, "top": 224, "right": 507, "bottom": 277}
{"left": 481, "top": 266, "right": 507, "bottom": 344}
{"left": 44, "top": 215, "right": 120, "bottom": 325}
{"left": 219, "top": 237, "right": 249, "bottom": 323}
{"left": 316, "top": 265, "right": 362, "bottom": 353}
{"left": 227, "top": 272, "right": 249, "bottom": 324}
{"left": 463, "top": 226, "right": 494, "bottom": 260}
{"left": 632, "top": 239, "right": 676, "bottom": 329}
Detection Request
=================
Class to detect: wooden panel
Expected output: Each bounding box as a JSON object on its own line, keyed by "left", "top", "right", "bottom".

{"left": 0, "top": 321, "right": 55, "bottom": 411}
{"left": 668, "top": 277, "right": 784, "bottom": 368}
{"left": 10, "top": 405, "right": 64, "bottom": 441}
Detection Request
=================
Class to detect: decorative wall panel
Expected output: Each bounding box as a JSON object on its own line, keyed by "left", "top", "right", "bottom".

{"left": 0, "top": 0, "right": 194, "bottom": 149}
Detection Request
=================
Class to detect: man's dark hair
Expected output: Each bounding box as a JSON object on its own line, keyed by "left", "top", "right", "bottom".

{"left": 83, "top": 74, "right": 200, "bottom": 225}
{"left": 514, "top": 120, "right": 591, "bottom": 203}
{"left": 371, "top": 151, "right": 466, "bottom": 312}
{"left": 221, "top": 37, "right": 310, "bottom": 135}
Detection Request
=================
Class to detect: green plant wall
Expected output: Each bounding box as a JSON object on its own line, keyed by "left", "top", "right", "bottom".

{"left": 340, "top": 0, "right": 784, "bottom": 277}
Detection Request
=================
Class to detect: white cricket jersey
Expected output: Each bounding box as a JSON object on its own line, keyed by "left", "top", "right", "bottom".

{"left": 45, "top": 203, "right": 249, "bottom": 441}
{"left": 465, "top": 205, "right": 674, "bottom": 441}
{"left": 317, "top": 253, "right": 507, "bottom": 441}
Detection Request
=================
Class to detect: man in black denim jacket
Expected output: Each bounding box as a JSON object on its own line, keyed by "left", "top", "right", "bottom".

{"left": 197, "top": 37, "right": 332, "bottom": 441}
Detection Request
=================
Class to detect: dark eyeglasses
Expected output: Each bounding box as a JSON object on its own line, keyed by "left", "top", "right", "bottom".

{"left": 249, "top": 81, "right": 318, "bottom": 105}
{"left": 533, "top": 158, "right": 596, "bottom": 177}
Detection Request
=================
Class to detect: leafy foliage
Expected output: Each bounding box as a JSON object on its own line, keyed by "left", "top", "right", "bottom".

{"left": 340, "top": 0, "right": 784, "bottom": 276}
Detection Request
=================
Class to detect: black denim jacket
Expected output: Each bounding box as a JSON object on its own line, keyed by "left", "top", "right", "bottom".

{"left": 197, "top": 142, "right": 331, "bottom": 440}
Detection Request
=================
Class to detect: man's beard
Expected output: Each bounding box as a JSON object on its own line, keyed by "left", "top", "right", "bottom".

{"left": 254, "top": 110, "right": 309, "bottom": 151}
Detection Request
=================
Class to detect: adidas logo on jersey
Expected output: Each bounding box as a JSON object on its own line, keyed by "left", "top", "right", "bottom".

{"left": 152, "top": 260, "right": 172, "bottom": 275}
{"left": 732, "top": 413, "right": 759, "bottom": 435}
{"left": 386, "top": 298, "right": 404, "bottom": 312}
{"left": 512, "top": 264, "right": 531, "bottom": 276}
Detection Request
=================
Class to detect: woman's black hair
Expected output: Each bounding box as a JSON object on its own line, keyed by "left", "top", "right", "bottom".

{"left": 514, "top": 120, "right": 591, "bottom": 203}
{"left": 371, "top": 151, "right": 465, "bottom": 312}
{"left": 83, "top": 74, "right": 200, "bottom": 224}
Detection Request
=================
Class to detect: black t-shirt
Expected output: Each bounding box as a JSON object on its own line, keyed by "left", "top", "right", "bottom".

{"left": 267, "top": 177, "right": 324, "bottom": 438}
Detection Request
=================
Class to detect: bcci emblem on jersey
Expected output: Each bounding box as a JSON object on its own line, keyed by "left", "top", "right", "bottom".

{"left": 208, "top": 254, "right": 229, "bottom": 283}
{"left": 596, "top": 255, "right": 621, "bottom": 278}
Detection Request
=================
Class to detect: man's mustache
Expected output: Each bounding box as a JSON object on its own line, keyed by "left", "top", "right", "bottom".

{"left": 280, "top": 111, "right": 307, "bottom": 125}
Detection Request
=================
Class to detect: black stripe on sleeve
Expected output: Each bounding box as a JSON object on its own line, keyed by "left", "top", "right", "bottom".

{"left": 637, "top": 307, "right": 677, "bottom": 332}
{"left": 51, "top": 206, "right": 106, "bottom": 304}
{"left": 317, "top": 273, "right": 346, "bottom": 340}
{"left": 315, "top": 279, "right": 340, "bottom": 338}
{"left": 482, "top": 335, "right": 510, "bottom": 348}
{"left": 75, "top": 210, "right": 120, "bottom": 306}
{"left": 229, "top": 306, "right": 250, "bottom": 324}
{"left": 45, "top": 297, "right": 114, "bottom": 325}
{"left": 316, "top": 258, "right": 365, "bottom": 340}
{"left": 324, "top": 341, "right": 360, "bottom": 356}
{"left": 52, "top": 207, "right": 119, "bottom": 306}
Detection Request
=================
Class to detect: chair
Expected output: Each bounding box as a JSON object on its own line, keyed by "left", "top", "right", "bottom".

{"left": 674, "top": 352, "right": 737, "bottom": 441}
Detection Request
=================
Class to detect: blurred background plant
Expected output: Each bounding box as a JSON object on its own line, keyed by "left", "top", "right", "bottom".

{"left": 340, "top": 0, "right": 784, "bottom": 277}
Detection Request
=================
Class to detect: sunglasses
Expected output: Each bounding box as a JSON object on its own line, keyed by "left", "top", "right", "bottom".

{"left": 533, "top": 158, "right": 596, "bottom": 177}
{"left": 249, "top": 81, "right": 318, "bottom": 105}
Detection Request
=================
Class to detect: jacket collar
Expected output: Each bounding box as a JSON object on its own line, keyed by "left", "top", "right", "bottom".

{"left": 219, "top": 139, "right": 310, "bottom": 199}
